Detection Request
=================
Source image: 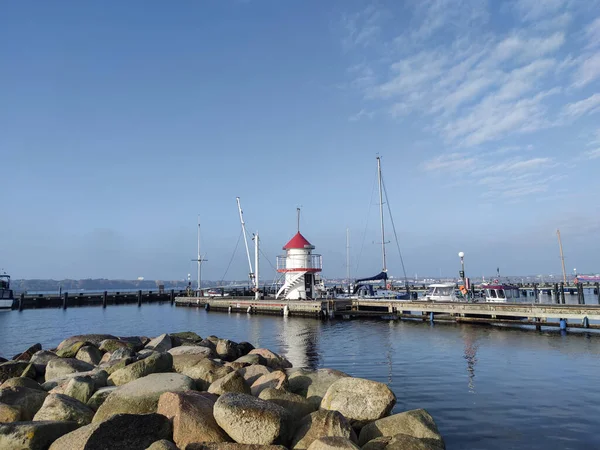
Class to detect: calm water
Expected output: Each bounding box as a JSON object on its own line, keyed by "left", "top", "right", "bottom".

{"left": 2, "top": 304, "right": 600, "bottom": 450}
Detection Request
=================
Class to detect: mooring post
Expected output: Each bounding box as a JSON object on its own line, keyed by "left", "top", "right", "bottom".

{"left": 102, "top": 291, "right": 107, "bottom": 308}
{"left": 170, "top": 289, "right": 175, "bottom": 305}
{"left": 535, "top": 318, "right": 541, "bottom": 331}
{"left": 430, "top": 312, "right": 434, "bottom": 323}
{"left": 559, "top": 318, "right": 567, "bottom": 331}
{"left": 577, "top": 283, "right": 584, "bottom": 305}
{"left": 19, "top": 292, "right": 24, "bottom": 311}
{"left": 62, "top": 292, "right": 68, "bottom": 310}
{"left": 560, "top": 282, "right": 565, "bottom": 304}
{"left": 553, "top": 283, "right": 559, "bottom": 304}
{"left": 583, "top": 316, "right": 590, "bottom": 328}
{"left": 533, "top": 283, "right": 539, "bottom": 303}
{"left": 596, "top": 283, "right": 600, "bottom": 304}
{"left": 137, "top": 290, "right": 142, "bottom": 307}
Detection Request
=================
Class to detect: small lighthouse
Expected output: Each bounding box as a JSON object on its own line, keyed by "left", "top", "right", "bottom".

{"left": 276, "top": 222, "right": 323, "bottom": 300}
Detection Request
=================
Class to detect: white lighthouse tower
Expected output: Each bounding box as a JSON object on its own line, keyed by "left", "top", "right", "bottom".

{"left": 276, "top": 230, "right": 323, "bottom": 300}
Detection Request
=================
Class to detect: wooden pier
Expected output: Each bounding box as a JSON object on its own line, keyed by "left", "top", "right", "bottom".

{"left": 176, "top": 296, "right": 600, "bottom": 331}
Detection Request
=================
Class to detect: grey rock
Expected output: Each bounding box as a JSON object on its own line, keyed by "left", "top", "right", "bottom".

{"left": 288, "top": 369, "right": 350, "bottom": 410}
{"left": 108, "top": 352, "right": 173, "bottom": 386}
{"left": 14, "top": 343, "right": 43, "bottom": 362}
{"left": 76, "top": 346, "right": 103, "bottom": 366}
{"left": 33, "top": 393, "right": 94, "bottom": 426}
{"left": 63, "top": 376, "right": 95, "bottom": 403}
{"left": 233, "top": 354, "right": 266, "bottom": 367}
{"left": 181, "top": 358, "right": 233, "bottom": 391}
{"left": 145, "top": 334, "right": 173, "bottom": 353}
{"left": 187, "top": 445, "right": 286, "bottom": 450}
{"left": 172, "top": 354, "right": 213, "bottom": 373}
{"left": 146, "top": 439, "right": 179, "bottom": 450}
{"left": 0, "top": 361, "right": 37, "bottom": 383}
{"left": 250, "top": 370, "right": 288, "bottom": 397}
{"left": 1, "top": 377, "right": 43, "bottom": 391}
{"left": 216, "top": 339, "right": 239, "bottom": 361}
{"left": 30, "top": 351, "right": 60, "bottom": 375}
{"left": 248, "top": 349, "right": 292, "bottom": 370}
{"left": 0, "top": 403, "right": 21, "bottom": 422}
{"left": 0, "top": 420, "right": 78, "bottom": 450}
{"left": 169, "top": 346, "right": 214, "bottom": 357}
{"left": 110, "top": 347, "right": 137, "bottom": 361}
{"left": 0, "top": 386, "right": 48, "bottom": 420}
{"left": 259, "top": 387, "right": 316, "bottom": 421}
{"left": 43, "top": 369, "right": 108, "bottom": 392}
{"left": 306, "top": 436, "right": 360, "bottom": 450}
{"left": 237, "top": 364, "right": 272, "bottom": 386}
{"left": 86, "top": 386, "right": 118, "bottom": 410}
{"left": 289, "top": 410, "right": 357, "bottom": 450}
{"left": 45, "top": 358, "right": 95, "bottom": 382}
{"left": 58, "top": 334, "right": 117, "bottom": 350}
{"left": 208, "top": 370, "right": 251, "bottom": 395}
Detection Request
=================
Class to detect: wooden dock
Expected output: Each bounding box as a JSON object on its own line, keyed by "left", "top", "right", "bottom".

{"left": 176, "top": 296, "right": 600, "bottom": 331}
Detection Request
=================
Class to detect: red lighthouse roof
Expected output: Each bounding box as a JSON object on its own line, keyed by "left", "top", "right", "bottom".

{"left": 283, "top": 232, "right": 314, "bottom": 250}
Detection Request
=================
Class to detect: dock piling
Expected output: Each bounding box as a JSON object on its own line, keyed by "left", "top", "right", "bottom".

{"left": 560, "top": 282, "right": 566, "bottom": 304}
{"left": 62, "top": 292, "right": 68, "bottom": 310}
{"left": 596, "top": 283, "right": 600, "bottom": 304}
{"left": 137, "top": 290, "right": 142, "bottom": 307}
{"left": 19, "top": 292, "right": 24, "bottom": 311}
{"left": 170, "top": 289, "right": 175, "bottom": 305}
{"left": 560, "top": 318, "right": 567, "bottom": 330}
{"left": 533, "top": 283, "right": 539, "bottom": 303}
{"left": 102, "top": 291, "right": 107, "bottom": 308}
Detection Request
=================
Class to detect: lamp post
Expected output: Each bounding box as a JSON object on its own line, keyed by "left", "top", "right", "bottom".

{"left": 458, "top": 251, "right": 466, "bottom": 296}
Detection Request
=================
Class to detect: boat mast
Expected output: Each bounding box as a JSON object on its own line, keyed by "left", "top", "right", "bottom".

{"left": 191, "top": 216, "right": 207, "bottom": 294}
{"left": 253, "top": 231, "right": 260, "bottom": 300}
{"left": 236, "top": 197, "right": 255, "bottom": 288}
{"left": 557, "top": 229, "right": 567, "bottom": 285}
{"left": 377, "top": 156, "right": 387, "bottom": 273}
{"left": 346, "top": 228, "right": 350, "bottom": 282}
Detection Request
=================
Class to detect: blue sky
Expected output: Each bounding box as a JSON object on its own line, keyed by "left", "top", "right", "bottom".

{"left": 2, "top": 0, "right": 600, "bottom": 282}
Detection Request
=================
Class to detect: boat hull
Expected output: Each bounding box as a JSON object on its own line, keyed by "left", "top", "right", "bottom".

{"left": 0, "top": 298, "right": 14, "bottom": 309}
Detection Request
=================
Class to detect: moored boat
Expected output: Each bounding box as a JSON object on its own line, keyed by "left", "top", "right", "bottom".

{"left": 425, "top": 283, "right": 459, "bottom": 302}
{"left": 0, "top": 272, "right": 15, "bottom": 309}
{"left": 482, "top": 283, "right": 526, "bottom": 303}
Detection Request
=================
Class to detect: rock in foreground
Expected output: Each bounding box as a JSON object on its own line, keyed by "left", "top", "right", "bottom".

{"left": 0, "top": 420, "right": 79, "bottom": 450}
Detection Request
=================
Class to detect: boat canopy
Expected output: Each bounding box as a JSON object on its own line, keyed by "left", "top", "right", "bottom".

{"left": 355, "top": 271, "right": 388, "bottom": 284}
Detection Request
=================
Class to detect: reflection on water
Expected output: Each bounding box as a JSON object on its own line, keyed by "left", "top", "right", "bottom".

{"left": 2, "top": 304, "right": 600, "bottom": 449}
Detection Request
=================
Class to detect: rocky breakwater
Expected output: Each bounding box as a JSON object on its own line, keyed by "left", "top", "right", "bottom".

{"left": 0, "top": 332, "right": 445, "bottom": 450}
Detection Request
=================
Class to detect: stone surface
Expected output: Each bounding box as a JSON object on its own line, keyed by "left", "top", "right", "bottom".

{"left": 208, "top": 370, "right": 251, "bottom": 395}
{"left": 258, "top": 388, "right": 315, "bottom": 421}
{"left": 93, "top": 372, "right": 195, "bottom": 422}
{"left": 56, "top": 341, "right": 89, "bottom": 358}
{"left": 181, "top": 358, "right": 234, "bottom": 390}
{"left": 108, "top": 352, "right": 173, "bottom": 386}
{"left": 248, "top": 349, "right": 292, "bottom": 370}
{"left": 44, "top": 369, "right": 108, "bottom": 392}
{"left": 362, "top": 434, "right": 445, "bottom": 450}
{"left": 306, "top": 436, "right": 361, "bottom": 450}
{"left": 0, "top": 361, "right": 37, "bottom": 383}
{"left": 213, "top": 393, "right": 290, "bottom": 445}
{"left": 186, "top": 445, "right": 287, "bottom": 450}
{"left": 110, "top": 347, "right": 137, "bottom": 361}
{"left": 76, "top": 345, "right": 103, "bottom": 365}
{"left": 289, "top": 410, "right": 357, "bottom": 450}
{"left": 233, "top": 354, "right": 266, "bottom": 366}
{"left": 0, "top": 420, "right": 79, "bottom": 450}
{"left": 30, "top": 351, "right": 59, "bottom": 375}
{"left": 170, "top": 331, "right": 203, "bottom": 342}
{"left": 33, "top": 393, "right": 94, "bottom": 426}
{"left": 118, "top": 336, "right": 147, "bottom": 351}
{"left": 157, "top": 390, "right": 230, "bottom": 448}
{"left": 1, "top": 376, "right": 43, "bottom": 391}
{"left": 99, "top": 357, "right": 133, "bottom": 376}
{"left": 14, "top": 343, "right": 43, "bottom": 362}
{"left": 0, "top": 386, "right": 48, "bottom": 420}
{"left": 86, "top": 386, "right": 118, "bottom": 410}
{"left": 100, "top": 339, "right": 137, "bottom": 353}
{"left": 145, "top": 334, "right": 173, "bottom": 353}
{"left": 237, "top": 365, "right": 272, "bottom": 386}
{"left": 250, "top": 371, "right": 288, "bottom": 397}
{"left": 63, "top": 376, "right": 95, "bottom": 403}
{"left": 146, "top": 439, "right": 179, "bottom": 450}
{"left": 169, "top": 346, "right": 214, "bottom": 357}
{"left": 45, "top": 358, "right": 95, "bottom": 382}
{"left": 288, "top": 369, "right": 350, "bottom": 410}
{"left": 216, "top": 339, "right": 239, "bottom": 361}
{"left": 236, "top": 342, "right": 255, "bottom": 357}
{"left": 173, "top": 354, "right": 214, "bottom": 373}
{"left": 320, "top": 378, "right": 396, "bottom": 426}
{"left": 0, "top": 403, "right": 21, "bottom": 422}
{"left": 358, "top": 409, "right": 444, "bottom": 447}
{"left": 49, "top": 413, "right": 172, "bottom": 450}
{"left": 58, "top": 334, "right": 117, "bottom": 350}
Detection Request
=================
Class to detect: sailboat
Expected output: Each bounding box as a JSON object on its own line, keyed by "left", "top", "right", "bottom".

{"left": 350, "top": 156, "right": 410, "bottom": 300}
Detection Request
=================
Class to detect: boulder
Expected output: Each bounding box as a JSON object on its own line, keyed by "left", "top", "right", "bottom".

{"left": 76, "top": 345, "right": 103, "bottom": 365}
{"left": 45, "top": 358, "right": 95, "bottom": 381}
{"left": 289, "top": 410, "right": 357, "bottom": 450}
{"left": 187, "top": 445, "right": 287, "bottom": 450}
{"left": 108, "top": 352, "right": 173, "bottom": 386}
{"left": 99, "top": 357, "right": 133, "bottom": 375}
{"left": 258, "top": 388, "right": 315, "bottom": 421}
{"left": 213, "top": 393, "right": 290, "bottom": 445}
{"left": 33, "top": 393, "right": 94, "bottom": 426}
{"left": 14, "top": 343, "right": 43, "bottom": 362}
{"left": 145, "top": 334, "right": 173, "bottom": 353}
{"left": 138, "top": 349, "right": 161, "bottom": 359}
{"left": 181, "top": 358, "right": 233, "bottom": 391}
{"left": 205, "top": 336, "right": 220, "bottom": 346}
{"left": 169, "top": 346, "right": 214, "bottom": 357}
{"left": 173, "top": 354, "right": 214, "bottom": 373}
{"left": 86, "top": 386, "right": 118, "bottom": 410}
{"left": 307, "top": 437, "right": 361, "bottom": 450}
{"left": 208, "top": 371, "right": 251, "bottom": 395}
{"left": 236, "top": 342, "right": 255, "bottom": 357}
{"left": 233, "top": 354, "right": 266, "bottom": 366}
{"left": 49, "top": 413, "right": 172, "bottom": 450}
{"left": 216, "top": 339, "right": 239, "bottom": 361}
{"left": 30, "top": 351, "right": 60, "bottom": 375}
{"left": 110, "top": 347, "right": 137, "bottom": 361}
{"left": 56, "top": 341, "right": 89, "bottom": 358}
{"left": 44, "top": 369, "right": 108, "bottom": 392}
{"left": 118, "top": 336, "right": 147, "bottom": 351}
{"left": 100, "top": 339, "right": 137, "bottom": 353}
{"left": 1, "top": 377, "right": 43, "bottom": 391}
{"left": 248, "top": 349, "right": 292, "bottom": 370}
{"left": 237, "top": 365, "right": 272, "bottom": 386}
{"left": 0, "top": 403, "right": 21, "bottom": 422}
{"left": 58, "top": 334, "right": 117, "bottom": 350}
{"left": 0, "top": 420, "right": 79, "bottom": 450}
{"left": 170, "top": 331, "right": 202, "bottom": 342}
{"left": 288, "top": 369, "right": 349, "bottom": 409}
{"left": 93, "top": 372, "right": 195, "bottom": 422}
{"left": 146, "top": 439, "right": 179, "bottom": 450}
{"left": 358, "top": 409, "right": 444, "bottom": 447}
{"left": 0, "top": 361, "right": 36, "bottom": 383}
{"left": 250, "top": 371, "right": 288, "bottom": 397}
{"left": 198, "top": 339, "right": 217, "bottom": 352}
{"left": 0, "top": 386, "right": 48, "bottom": 420}
{"left": 320, "top": 378, "right": 395, "bottom": 426}
{"left": 63, "top": 376, "right": 95, "bottom": 403}
{"left": 362, "top": 434, "right": 445, "bottom": 450}
{"left": 157, "top": 391, "right": 230, "bottom": 448}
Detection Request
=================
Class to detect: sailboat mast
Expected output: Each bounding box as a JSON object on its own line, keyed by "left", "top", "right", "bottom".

{"left": 557, "top": 229, "right": 567, "bottom": 285}
{"left": 236, "top": 197, "right": 255, "bottom": 286}
{"left": 346, "top": 228, "right": 350, "bottom": 282}
{"left": 377, "top": 156, "right": 387, "bottom": 273}
{"left": 197, "top": 216, "right": 201, "bottom": 291}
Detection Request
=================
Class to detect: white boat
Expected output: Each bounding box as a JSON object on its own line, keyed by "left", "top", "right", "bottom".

{"left": 0, "top": 273, "right": 15, "bottom": 309}
{"left": 425, "top": 283, "right": 459, "bottom": 302}
{"left": 482, "top": 283, "right": 526, "bottom": 303}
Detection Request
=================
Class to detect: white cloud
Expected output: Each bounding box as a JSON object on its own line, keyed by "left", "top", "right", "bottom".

{"left": 583, "top": 148, "right": 600, "bottom": 159}
{"left": 348, "top": 109, "right": 375, "bottom": 122}
{"left": 421, "top": 153, "right": 477, "bottom": 171}
{"left": 341, "top": 5, "right": 386, "bottom": 50}
{"left": 512, "top": 0, "right": 567, "bottom": 22}
{"left": 573, "top": 53, "right": 600, "bottom": 87}
{"left": 586, "top": 17, "right": 600, "bottom": 49}
{"left": 564, "top": 93, "right": 600, "bottom": 117}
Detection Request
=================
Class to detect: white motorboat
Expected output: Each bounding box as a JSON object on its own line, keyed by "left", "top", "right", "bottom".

{"left": 0, "top": 273, "right": 15, "bottom": 309}
{"left": 425, "top": 283, "right": 459, "bottom": 302}
{"left": 482, "top": 283, "right": 526, "bottom": 303}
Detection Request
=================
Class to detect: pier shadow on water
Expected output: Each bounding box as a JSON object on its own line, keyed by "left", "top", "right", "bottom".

{"left": 1, "top": 304, "right": 600, "bottom": 450}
